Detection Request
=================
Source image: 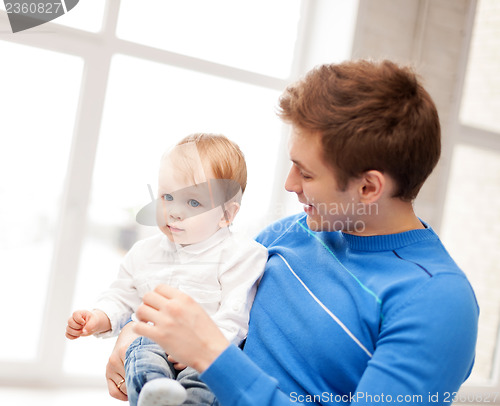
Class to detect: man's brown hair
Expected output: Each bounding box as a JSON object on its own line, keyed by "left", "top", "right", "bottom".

{"left": 278, "top": 59, "right": 441, "bottom": 201}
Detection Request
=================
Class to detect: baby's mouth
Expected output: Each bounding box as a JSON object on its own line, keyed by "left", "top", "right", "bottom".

{"left": 167, "top": 224, "right": 184, "bottom": 233}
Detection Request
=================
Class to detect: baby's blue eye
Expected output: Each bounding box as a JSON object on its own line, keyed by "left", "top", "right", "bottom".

{"left": 162, "top": 194, "right": 173, "bottom": 201}
{"left": 188, "top": 199, "right": 200, "bottom": 207}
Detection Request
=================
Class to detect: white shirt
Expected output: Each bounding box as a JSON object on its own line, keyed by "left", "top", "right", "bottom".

{"left": 94, "top": 227, "right": 268, "bottom": 345}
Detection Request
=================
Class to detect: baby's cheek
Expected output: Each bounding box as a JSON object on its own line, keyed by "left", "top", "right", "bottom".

{"left": 156, "top": 202, "right": 168, "bottom": 226}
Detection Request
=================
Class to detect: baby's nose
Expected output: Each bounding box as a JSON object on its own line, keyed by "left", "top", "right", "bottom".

{"left": 168, "top": 202, "right": 187, "bottom": 220}
{"left": 169, "top": 209, "right": 183, "bottom": 221}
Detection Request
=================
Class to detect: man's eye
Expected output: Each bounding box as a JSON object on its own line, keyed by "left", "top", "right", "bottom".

{"left": 300, "top": 172, "right": 312, "bottom": 180}
{"left": 188, "top": 199, "right": 200, "bottom": 207}
{"left": 162, "top": 194, "right": 173, "bottom": 201}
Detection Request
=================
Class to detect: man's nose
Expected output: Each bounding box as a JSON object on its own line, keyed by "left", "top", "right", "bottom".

{"left": 284, "top": 166, "right": 302, "bottom": 194}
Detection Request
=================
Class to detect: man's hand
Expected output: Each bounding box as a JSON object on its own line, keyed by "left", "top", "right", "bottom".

{"left": 65, "top": 309, "right": 110, "bottom": 339}
{"left": 105, "top": 322, "right": 140, "bottom": 401}
{"left": 134, "top": 284, "right": 230, "bottom": 373}
{"left": 167, "top": 355, "right": 187, "bottom": 371}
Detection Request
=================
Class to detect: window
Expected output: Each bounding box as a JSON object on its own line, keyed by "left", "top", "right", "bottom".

{"left": 459, "top": 0, "right": 500, "bottom": 134}
{"left": 0, "top": 0, "right": 358, "bottom": 393}
{"left": 52, "top": 1, "right": 106, "bottom": 32}
{"left": 440, "top": 0, "right": 500, "bottom": 391}
{"left": 441, "top": 144, "right": 500, "bottom": 385}
{"left": 63, "top": 53, "right": 284, "bottom": 377}
{"left": 116, "top": 0, "right": 301, "bottom": 78}
{"left": 0, "top": 40, "right": 82, "bottom": 361}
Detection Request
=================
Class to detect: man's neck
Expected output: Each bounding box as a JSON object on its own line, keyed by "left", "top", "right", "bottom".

{"left": 347, "top": 199, "right": 424, "bottom": 237}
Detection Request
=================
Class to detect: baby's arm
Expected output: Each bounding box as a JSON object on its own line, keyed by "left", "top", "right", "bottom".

{"left": 212, "top": 239, "right": 268, "bottom": 344}
{"left": 77, "top": 240, "right": 145, "bottom": 338}
{"left": 65, "top": 309, "right": 111, "bottom": 340}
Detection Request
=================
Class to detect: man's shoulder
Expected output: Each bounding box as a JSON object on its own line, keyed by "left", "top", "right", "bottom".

{"left": 394, "top": 232, "right": 464, "bottom": 278}
{"left": 255, "top": 213, "right": 306, "bottom": 248}
{"left": 380, "top": 231, "right": 477, "bottom": 321}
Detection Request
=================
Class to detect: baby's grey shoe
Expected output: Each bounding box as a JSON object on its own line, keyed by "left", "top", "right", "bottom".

{"left": 137, "top": 378, "right": 187, "bottom": 406}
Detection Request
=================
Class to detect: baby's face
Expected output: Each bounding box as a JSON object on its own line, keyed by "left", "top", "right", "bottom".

{"left": 156, "top": 157, "right": 224, "bottom": 246}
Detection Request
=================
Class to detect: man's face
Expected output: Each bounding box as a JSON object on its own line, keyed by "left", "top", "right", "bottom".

{"left": 285, "top": 127, "right": 361, "bottom": 233}
{"left": 156, "top": 156, "right": 223, "bottom": 246}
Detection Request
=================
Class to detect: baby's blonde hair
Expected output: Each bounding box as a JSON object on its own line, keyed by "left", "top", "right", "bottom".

{"left": 175, "top": 133, "right": 247, "bottom": 194}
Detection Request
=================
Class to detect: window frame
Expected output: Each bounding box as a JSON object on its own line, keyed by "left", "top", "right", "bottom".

{"left": 433, "top": 0, "right": 500, "bottom": 400}
{"left": 0, "top": 0, "right": 312, "bottom": 386}
{"left": 450, "top": 124, "right": 500, "bottom": 400}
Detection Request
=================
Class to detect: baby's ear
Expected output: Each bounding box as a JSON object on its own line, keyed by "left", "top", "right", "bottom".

{"left": 219, "top": 202, "right": 240, "bottom": 227}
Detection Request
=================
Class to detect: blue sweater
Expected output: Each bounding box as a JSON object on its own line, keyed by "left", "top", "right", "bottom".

{"left": 201, "top": 214, "right": 478, "bottom": 405}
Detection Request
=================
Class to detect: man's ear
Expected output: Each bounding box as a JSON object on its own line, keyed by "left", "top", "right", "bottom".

{"left": 358, "top": 170, "right": 385, "bottom": 204}
{"left": 219, "top": 202, "right": 240, "bottom": 227}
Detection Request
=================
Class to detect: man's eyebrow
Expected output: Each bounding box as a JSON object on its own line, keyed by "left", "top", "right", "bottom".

{"left": 291, "top": 159, "right": 313, "bottom": 173}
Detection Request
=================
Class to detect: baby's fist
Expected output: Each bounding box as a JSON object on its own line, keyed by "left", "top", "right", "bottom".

{"left": 65, "top": 310, "right": 99, "bottom": 339}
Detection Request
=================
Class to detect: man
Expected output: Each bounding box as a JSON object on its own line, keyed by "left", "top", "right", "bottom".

{"left": 107, "top": 60, "right": 478, "bottom": 406}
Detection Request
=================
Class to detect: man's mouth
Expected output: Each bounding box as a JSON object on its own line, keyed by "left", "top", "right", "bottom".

{"left": 302, "top": 202, "right": 315, "bottom": 214}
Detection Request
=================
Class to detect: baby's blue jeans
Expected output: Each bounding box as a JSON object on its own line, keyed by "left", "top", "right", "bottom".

{"left": 124, "top": 336, "right": 216, "bottom": 406}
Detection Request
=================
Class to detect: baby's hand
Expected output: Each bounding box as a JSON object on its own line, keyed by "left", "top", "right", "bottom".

{"left": 65, "top": 310, "right": 105, "bottom": 340}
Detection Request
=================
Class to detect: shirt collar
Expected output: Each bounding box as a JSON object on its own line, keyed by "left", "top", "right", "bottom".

{"left": 160, "top": 227, "right": 231, "bottom": 255}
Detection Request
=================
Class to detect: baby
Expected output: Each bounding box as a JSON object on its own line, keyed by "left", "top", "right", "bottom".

{"left": 66, "top": 134, "right": 268, "bottom": 406}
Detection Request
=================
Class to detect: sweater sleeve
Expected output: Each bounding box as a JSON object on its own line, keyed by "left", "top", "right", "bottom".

{"left": 353, "top": 273, "right": 478, "bottom": 405}
{"left": 201, "top": 345, "right": 300, "bottom": 405}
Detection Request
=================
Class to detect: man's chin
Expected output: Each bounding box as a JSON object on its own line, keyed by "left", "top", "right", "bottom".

{"left": 306, "top": 216, "right": 326, "bottom": 232}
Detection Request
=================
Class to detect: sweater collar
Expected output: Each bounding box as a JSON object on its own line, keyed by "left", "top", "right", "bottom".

{"left": 295, "top": 215, "right": 438, "bottom": 252}
{"left": 339, "top": 221, "right": 437, "bottom": 251}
